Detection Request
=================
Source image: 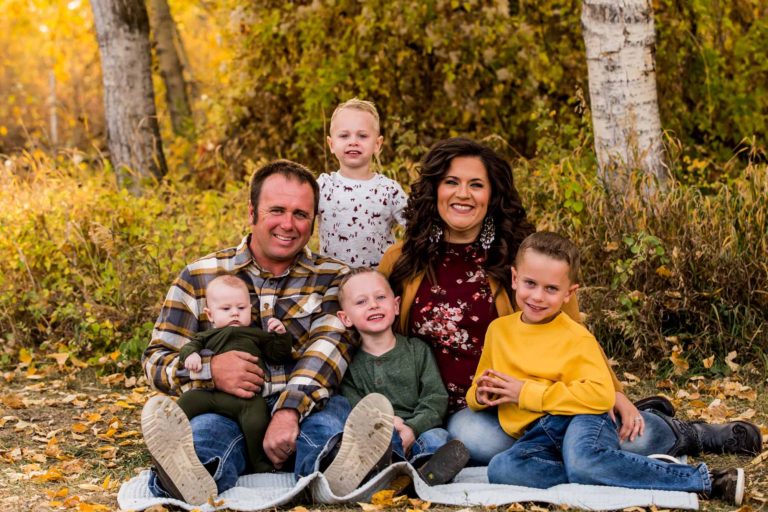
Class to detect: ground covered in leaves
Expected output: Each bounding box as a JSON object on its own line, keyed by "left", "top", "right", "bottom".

{"left": 0, "top": 364, "right": 766, "bottom": 512}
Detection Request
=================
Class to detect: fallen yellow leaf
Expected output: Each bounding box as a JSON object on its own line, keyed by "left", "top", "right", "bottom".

{"left": 77, "top": 502, "right": 112, "bottom": 512}
{"left": 48, "top": 352, "right": 70, "bottom": 368}
{"left": 71, "top": 423, "right": 88, "bottom": 433}
{"left": 371, "top": 489, "right": 396, "bottom": 505}
{"left": 19, "top": 348, "right": 33, "bottom": 365}
{"left": 1, "top": 393, "right": 26, "bottom": 409}
{"left": 33, "top": 468, "right": 64, "bottom": 482}
{"left": 45, "top": 486, "right": 69, "bottom": 498}
{"left": 45, "top": 437, "right": 61, "bottom": 458}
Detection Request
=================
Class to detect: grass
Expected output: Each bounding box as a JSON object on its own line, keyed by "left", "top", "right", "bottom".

{"left": 0, "top": 365, "right": 765, "bottom": 511}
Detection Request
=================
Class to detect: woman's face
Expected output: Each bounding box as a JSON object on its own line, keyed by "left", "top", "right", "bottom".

{"left": 436, "top": 156, "right": 491, "bottom": 243}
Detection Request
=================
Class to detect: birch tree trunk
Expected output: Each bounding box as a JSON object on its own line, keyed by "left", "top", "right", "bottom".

{"left": 90, "top": 0, "right": 167, "bottom": 189}
{"left": 149, "top": 0, "right": 194, "bottom": 136}
{"left": 581, "top": 0, "right": 668, "bottom": 194}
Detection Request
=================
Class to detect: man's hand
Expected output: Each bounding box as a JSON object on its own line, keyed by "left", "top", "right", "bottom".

{"left": 211, "top": 351, "right": 264, "bottom": 398}
{"left": 393, "top": 416, "right": 416, "bottom": 455}
{"left": 263, "top": 409, "right": 300, "bottom": 469}
{"left": 476, "top": 369, "right": 523, "bottom": 406}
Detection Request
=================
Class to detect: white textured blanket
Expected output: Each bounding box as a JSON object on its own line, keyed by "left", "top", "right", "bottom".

{"left": 117, "top": 462, "right": 698, "bottom": 511}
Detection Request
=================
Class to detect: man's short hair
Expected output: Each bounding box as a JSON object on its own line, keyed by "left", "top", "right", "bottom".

{"left": 249, "top": 160, "right": 319, "bottom": 222}
{"left": 330, "top": 98, "right": 381, "bottom": 134}
{"left": 206, "top": 275, "right": 250, "bottom": 296}
{"left": 337, "top": 267, "right": 389, "bottom": 305}
{"left": 516, "top": 232, "right": 581, "bottom": 283}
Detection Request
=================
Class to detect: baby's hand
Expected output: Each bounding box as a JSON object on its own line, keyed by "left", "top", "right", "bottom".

{"left": 184, "top": 353, "right": 202, "bottom": 372}
{"left": 267, "top": 317, "right": 286, "bottom": 334}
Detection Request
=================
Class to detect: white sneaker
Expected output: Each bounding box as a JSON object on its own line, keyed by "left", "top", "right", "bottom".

{"left": 141, "top": 395, "right": 217, "bottom": 505}
{"left": 323, "top": 393, "right": 394, "bottom": 496}
{"left": 648, "top": 453, "right": 682, "bottom": 464}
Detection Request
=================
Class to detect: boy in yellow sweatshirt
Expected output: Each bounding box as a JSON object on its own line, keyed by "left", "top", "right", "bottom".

{"left": 466, "top": 232, "right": 744, "bottom": 505}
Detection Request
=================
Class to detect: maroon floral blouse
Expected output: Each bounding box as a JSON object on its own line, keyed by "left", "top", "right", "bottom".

{"left": 409, "top": 243, "right": 498, "bottom": 412}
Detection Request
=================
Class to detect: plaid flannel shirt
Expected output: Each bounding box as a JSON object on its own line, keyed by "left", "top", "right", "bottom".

{"left": 141, "top": 235, "right": 352, "bottom": 420}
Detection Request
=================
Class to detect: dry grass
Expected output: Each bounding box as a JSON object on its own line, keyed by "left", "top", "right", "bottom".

{"left": 0, "top": 368, "right": 766, "bottom": 512}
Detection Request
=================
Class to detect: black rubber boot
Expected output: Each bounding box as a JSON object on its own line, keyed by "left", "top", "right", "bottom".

{"left": 635, "top": 396, "right": 676, "bottom": 417}
{"left": 692, "top": 420, "right": 762, "bottom": 455}
{"left": 647, "top": 409, "right": 703, "bottom": 457}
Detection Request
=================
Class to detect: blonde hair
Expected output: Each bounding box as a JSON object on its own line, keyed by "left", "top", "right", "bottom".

{"left": 206, "top": 275, "right": 250, "bottom": 299}
{"left": 330, "top": 98, "right": 380, "bottom": 134}
{"left": 337, "top": 267, "right": 390, "bottom": 305}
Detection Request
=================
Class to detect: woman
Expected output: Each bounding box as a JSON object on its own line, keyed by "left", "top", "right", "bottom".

{"left": 379, "top": 137, "right": 761, "bottom": 464}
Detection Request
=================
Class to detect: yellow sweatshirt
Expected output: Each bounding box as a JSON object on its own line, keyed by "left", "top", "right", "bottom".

{"left": 466, "top": 311, "right": 616, "bottom": 438}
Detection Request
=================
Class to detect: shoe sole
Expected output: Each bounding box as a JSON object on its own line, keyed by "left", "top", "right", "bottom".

{"left": 418, "top": 439, "right": 470, "bottom": 486}
{"left": 733, "top": 468, "right": 745, "bottom": 506}
{"left": 141, "top": 395, "right": 217, "bottom": 505}
{"left": 323, "top": 393, "right": 394, "bottom": 496}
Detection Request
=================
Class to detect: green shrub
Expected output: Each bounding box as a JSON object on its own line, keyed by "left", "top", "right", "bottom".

{"left": 517, "top": 152, "right": 768, "bottom": 374}
{"left": 1, "top": 149, "right": 766, "bottom": 376}
{"left": 215, "top": 0, "right": 767, "bottom": 178}
{"left": 0, "top": 151, "right": 248, "bottom": 368}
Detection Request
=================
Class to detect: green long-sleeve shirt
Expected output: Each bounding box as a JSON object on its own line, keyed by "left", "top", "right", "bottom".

{"left": 341, "top": 334, "right": 448, "bottom": 436}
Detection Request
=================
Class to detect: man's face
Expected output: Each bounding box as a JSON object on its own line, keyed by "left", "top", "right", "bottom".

{"left": 248, "top": 174, "right": 315, "bottom": 275}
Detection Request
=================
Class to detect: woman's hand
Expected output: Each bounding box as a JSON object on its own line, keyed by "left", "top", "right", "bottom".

{"left": 613, "top": 392, "right": 645, "bottom": 442}
{"left": 476, "top": 369, "right": 523, "bottom": 406}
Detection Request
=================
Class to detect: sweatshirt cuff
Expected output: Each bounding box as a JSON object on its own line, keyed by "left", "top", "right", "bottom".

{"left": 519, "top": 381, "right": 547, "bottom": 412}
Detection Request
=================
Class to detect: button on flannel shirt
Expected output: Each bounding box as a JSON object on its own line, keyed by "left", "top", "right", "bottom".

{"left": 142, "top": 235, "right": 352, "bottom": 420}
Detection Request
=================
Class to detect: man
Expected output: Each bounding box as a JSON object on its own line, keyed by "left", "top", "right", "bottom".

{"left": 141, "top": 160, "right": 390, "bottom": 504}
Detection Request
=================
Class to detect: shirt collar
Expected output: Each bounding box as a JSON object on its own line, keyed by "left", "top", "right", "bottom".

{"left": 236, "top": 235, "right": 317, "bottom": 276}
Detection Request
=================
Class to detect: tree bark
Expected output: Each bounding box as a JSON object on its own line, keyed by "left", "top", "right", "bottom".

{"left": 149, "top": 0, "right": 194, "bottom": 136}
{"left": 581, "top": 0, "right": 668, "bottom": 193}
{"left": 90, "top": 0, "right": 167, "bottom": 189}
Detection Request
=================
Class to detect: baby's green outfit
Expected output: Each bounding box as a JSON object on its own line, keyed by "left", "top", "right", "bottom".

{"left": 178, "top": 325, "right": 293, "bottom": 472}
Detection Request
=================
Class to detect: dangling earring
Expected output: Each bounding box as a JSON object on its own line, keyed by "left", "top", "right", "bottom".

{"left": 479, "top": 216, "right": 495, "bottom": 250}
{"left": 429, "top": 224, "right": 443, "bottom": 244}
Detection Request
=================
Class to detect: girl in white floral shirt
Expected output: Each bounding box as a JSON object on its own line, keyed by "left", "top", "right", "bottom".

{"left": 318, "top": 98, "right": 407, "bottom": 267}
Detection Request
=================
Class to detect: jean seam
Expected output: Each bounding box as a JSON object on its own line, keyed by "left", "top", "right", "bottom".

{"left": 210, "top": 431, "right": 244, "bottom": 481}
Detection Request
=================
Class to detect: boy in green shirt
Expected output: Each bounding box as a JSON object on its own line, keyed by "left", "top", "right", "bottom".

{"left": 329, "top": 267, "right": 469, "bottom": 493}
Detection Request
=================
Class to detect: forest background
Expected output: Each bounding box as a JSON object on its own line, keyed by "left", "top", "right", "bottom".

{"left": 1, "top": 0, "right": 768, "bottom": 407}
{"left": 0, "top": 1, "right": 767, "bottom": 510}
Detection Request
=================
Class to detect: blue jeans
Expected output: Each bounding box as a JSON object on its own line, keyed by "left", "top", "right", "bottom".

{"left": 447, "top": 407, "right": 676, "bottom": 465}
{"left": 148, "top": 394, "right": 351, "bottom": 497}
{"left": 392, "top": 427, "right": 450, "bottom": 465}
{"left": 487, "top": 413, "right": 711, "bottom": 492}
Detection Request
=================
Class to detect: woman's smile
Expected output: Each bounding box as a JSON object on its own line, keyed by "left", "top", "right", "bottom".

{"left": 437, "top": 156, "right": 491, "bottom": 243}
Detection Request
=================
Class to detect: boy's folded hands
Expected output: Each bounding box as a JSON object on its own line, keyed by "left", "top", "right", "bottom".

{"left": 476, "top": 369, "right": 523, "bottom": 407}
